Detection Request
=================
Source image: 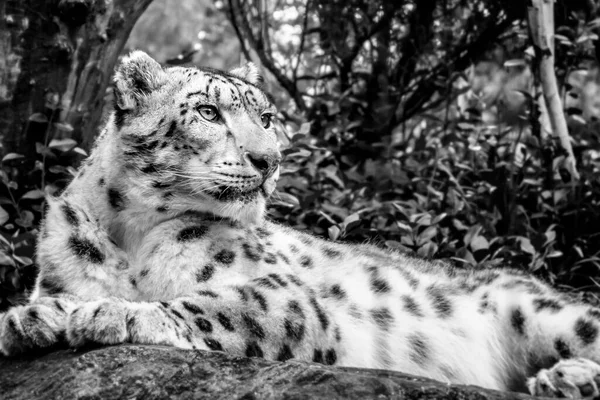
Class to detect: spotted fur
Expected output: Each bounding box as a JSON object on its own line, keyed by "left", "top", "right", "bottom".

{"left": 1, "top": 52, "right": 599, "bottom": 398}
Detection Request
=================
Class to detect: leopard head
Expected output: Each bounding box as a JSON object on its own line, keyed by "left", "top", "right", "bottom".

{"left": 109, "top": 51, "right": 281, "bottom": 225}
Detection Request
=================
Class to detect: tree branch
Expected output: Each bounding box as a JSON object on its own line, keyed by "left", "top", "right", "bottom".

{"left": 399, "top": 15, "right": 515, "bottom": 123}
{"left": 228, "top": 0, "right": 306, "bottom": 111}
{"left": 292, "top": 0, "right": 311, "bottom": 83}
{"left": 528, "top": 0, "right": 579, "bottom": 180}
{"left": 225, "top": 2, "right": 252, "bottom": 62}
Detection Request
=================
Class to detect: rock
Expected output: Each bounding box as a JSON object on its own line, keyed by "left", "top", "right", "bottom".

{"left": 0, "top": 345, "right": 541, "bottom": 399}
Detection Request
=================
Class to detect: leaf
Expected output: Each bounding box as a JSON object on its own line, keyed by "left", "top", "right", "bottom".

{"left": 0, "top": 252, "right": 15, "bottom": 267}
{"left": 517, "top": 237, "right": 536, "bottom": 255}
{"left": 318, "top": 211, "right": 337, "bottom": 225}
{"left": 328, "top": 225, "right": 340, "bottom": 241}
{"left": 342, "top": 213, "right": 361, "bottom": 232}
{"left": 321, "top": 166, "right": 344, "bottom": 188}
{"left": 452, "top": 219, "right": 469, "bottom": 231}
{"left": 12, "top": 255, "right": 33, "bottom": 266}
{"left": 431, "top": 213, "right": 447, "bottom": 225}
{"left": 35, "top": 143, "right": 55, "bottom": 158}
{"left": 455, "top": 247, "right": 476, "bottom": 266}
{"left": 573, "top": 245, "right": 584, "bottom": 258}
{"left": 297, "top": 122, "right": 311, "bottom": 135}
{"left": 67, "top": 166, "right": 78, "bottom": 177}
{"left": 2, "top": 153, "right": 24, "bottom": 162}
{"left": 0, "top": 234, "right": 11, "bottom": 247}
{"left": 576, "top": 33, "right": 598, "bottom": 44}
{"left": 10, "top": 269, "right": 21, "bottom": 289}
{"left": 272, "top": 192, "right": 300, "bottom": 207}
{"left": 291, "top": 133, "right": 306, "bottom": 143}
{"left": 546, "top": 250, "right": 563, "bottom": 258}
{"left": 15, "top": 210, "right": 34, "bottom": 228}
{"left": 44, "top": 184, "right": 60, "bottom": 196}
{"left": 588, "top": 17, "right": 600, "bottom": 28}
{"left": 21, "top": 189, "right": 45, "bottom": 200}
{"left": 391, "top": 203, "right": 409, "bottom": 218}
{"left": 457, "top": 122, "right": 476, "bottom": 131}
{"left": 503, "top": 59, "right": 526, "bottom": 67}
{"left": 72, "top": 147, "right": 88, "bottom": 156}
{"left": 28, "top": 113, "right": 48, "bottom": 123}
{"left": 463, "top": 225, "right": 482, "bottom": 247}
{"left": 417, "top": 242, "right": 438, "bottom": 258}
{"left": 544, "top": 226, "right": 556, "bottom": 245}
{"left": 49, "top": 165, "right": 67, "bottom": 174}
{"left": 570, "top": 114, "right": 587, "bottom": 124}
{"left": 0, "top": 206, "right": 8, "bottom": 226}
{"left": 52, "top": 122, "right": 74, "bottom": 133}
{"left": 419, "top": 226, "right": 438, "bottom": 241}
{"left": 395, "top": 221, "right": 412, "bottom": 232}
{"left": 401, "top": 236, "right": 414, "bottom": 246}
{"left": 470, "top": 235, "right": 489, "bottom": 251}
{"left": 414, "top": 214, "right": 431, "bottom": 227}
{"left": 282, "top": 148, "right": 312, "bottom": 157}
{"left": 48, "top": 138, "right": 77, "bottom": 151}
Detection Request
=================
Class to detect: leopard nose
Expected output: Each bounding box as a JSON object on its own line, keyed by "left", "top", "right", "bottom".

{"left": 246, "top": 152, "right": 281, "bottom": 178}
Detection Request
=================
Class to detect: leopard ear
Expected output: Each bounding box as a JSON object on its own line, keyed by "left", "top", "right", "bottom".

{"left": 229, "top": 62, "right": 263, "bottom": 86}
{"left": 113, "top": 51, "right": 167, "bottom": 111}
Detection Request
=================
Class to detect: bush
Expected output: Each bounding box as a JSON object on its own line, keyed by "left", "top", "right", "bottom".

{"left": 270, "top": 96, "right": 600, "bottom": 291}
{"left": 0, "top": 118, "right": 86, "bottom": 311}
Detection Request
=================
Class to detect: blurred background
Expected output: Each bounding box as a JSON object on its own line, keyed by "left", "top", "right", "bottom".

{"left": 2, "top": 0, "right": 600, "bottom": 310}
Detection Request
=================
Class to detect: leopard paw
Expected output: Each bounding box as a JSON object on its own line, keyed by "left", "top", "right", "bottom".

{"left": 0, "top": 298, "right": 71, "bottom": 356}
{"left": 67, "top": 299, "right": 128, "bottom": 347}
{"left": 527, "top": 358, "right": 600, "bottom": 399}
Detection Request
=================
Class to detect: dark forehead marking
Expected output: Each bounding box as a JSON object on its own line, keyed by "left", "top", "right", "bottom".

{"left": 200, "top": 68, "right": 271, "bottom": 104}
{"left": 245, "top": 89, "right": 258, "bottom": 108}
{"left": 186, "top": 90, "right": 208, "bottom": 99}
{"left": 196, "top": 66, "right": 264, "bottom": 91}
{"left": 182, "top": 67, "right": 273, "bottom": 115}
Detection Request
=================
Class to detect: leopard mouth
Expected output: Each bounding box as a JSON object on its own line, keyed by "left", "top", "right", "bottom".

{"left": 208, "top": 185, "right": 263, "bottom": 203}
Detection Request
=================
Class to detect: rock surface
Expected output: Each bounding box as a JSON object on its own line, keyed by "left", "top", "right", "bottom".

{"left": 0, "top": 345, "right": 544, "bottom": 400}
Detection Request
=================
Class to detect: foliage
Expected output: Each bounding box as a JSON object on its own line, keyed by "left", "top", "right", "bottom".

{"left": 0, "top": 117, "right": 86, "bottom": 311}
{"left": 255, "top": 0, "right": 600, "bottom": 291}
{"left": 271, "top": 113, "right": 600, "bottom": 290}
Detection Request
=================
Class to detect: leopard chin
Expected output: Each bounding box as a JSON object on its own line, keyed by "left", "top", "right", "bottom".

{"left": 214, "top": 195, "right": 267, "bottom": 225}
{"left": 203, "top": 173, "right": 277, "bottom": 224}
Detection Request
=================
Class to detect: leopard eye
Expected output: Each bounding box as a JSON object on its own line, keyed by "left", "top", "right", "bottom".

{"left": 261, "top": 113, "right": 273, "bottom": 129}
{"left": 198, "top": 105, "right": 219, "bottom": 122}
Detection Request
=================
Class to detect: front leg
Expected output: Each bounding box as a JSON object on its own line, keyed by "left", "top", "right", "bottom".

{"left": 67, "top": 276, "right": 341, "bottom": 363}
{"left": 0, "top": 296, "right": 78, "bottom": 356}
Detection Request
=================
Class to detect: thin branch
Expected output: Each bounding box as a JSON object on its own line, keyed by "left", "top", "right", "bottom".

{"left": 226, "top": 1, "right": 252, "bottom": 62}
{"left": 394, "top": 0, "right": 436, "bottom": 91}
{"left": 292, "top": 0, "right": 311, "bottom": 83}
{"left": 528, "top": 0, "right": 579, "bottom": 180}
{"left": 295, "top": 72, "right": 337, "bottom": 81}
{"left": 228, "top": 0, "right": 306, "bottom": 111}
{"left": 399, "top": 14, "right": 515, "bottom": 124}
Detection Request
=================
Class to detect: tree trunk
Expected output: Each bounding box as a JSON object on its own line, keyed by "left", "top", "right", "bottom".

{"left": 0, "top": 0, "right": 154, "bottom": 156}
{"left": 527, "top": 0, "right": 580, "bottom": 181}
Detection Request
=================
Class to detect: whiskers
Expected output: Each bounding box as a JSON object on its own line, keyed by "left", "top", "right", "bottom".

{"left": 157, "top": 165, "right": 265, "bottom": 221}
{"left": 161, "top": 165, "right": 220, "bottom": 195}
